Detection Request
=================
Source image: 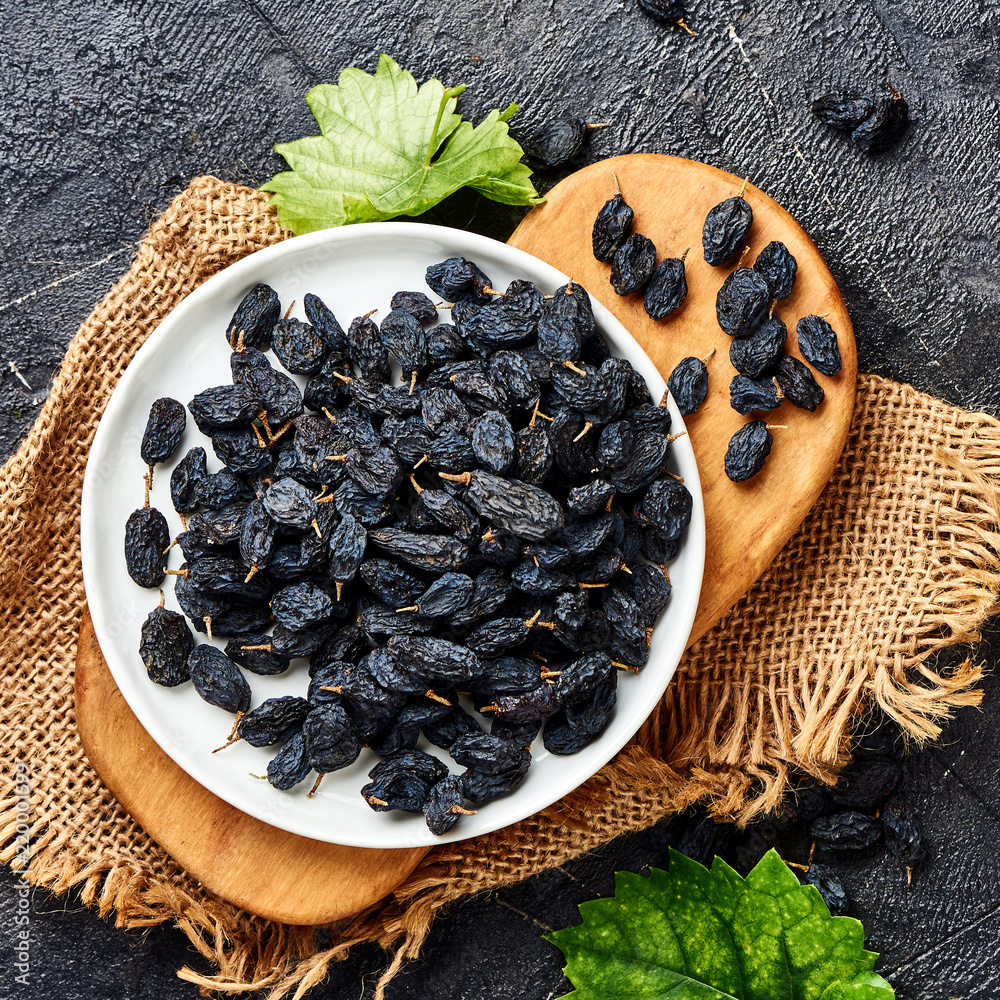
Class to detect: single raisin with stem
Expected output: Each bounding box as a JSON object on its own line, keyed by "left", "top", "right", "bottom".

{"left": 226, "top": 283, "right": 280, "bottom": 350}
{"left": 882, "top": 796, "right": 927, "bottom": 870}
{"left": 124, "top": 507, "right": 170, "bottom": 588}
{"left": 237, "top": 696, "right": 311, "bottom": 747}
{"left": 637, "top": 0, "right": 693, "bottom": 32}
{"left": 520, "top": 118, "right": 603, "bottom": 169}
{"left": 797, "top": 315, "right": 842, "bottom": 376}
{"left": 611, "top": 234, "right": 656, "bottom": 295}
{"left": 753, "top": 241, "right": 798, "bottom": 299}
{"left": 140, "top": 397, "right": 186, "bottom": 467}
{"left": 775, "top": 356, "right": 825, "bottom": 411}
{"left": 730, "top": 317, "right": 787, "bottom": 378}
{"left": 668, "top": 356, "right": 709, "bottom": 416}
{"left": 592, "top": 180, "right": 634, "bottom": 262}
{"left": 139, "top": 607, "right": 194, "bottom": 686}
{"left": 424, "top": 775, "right": 475, "bottom": 836}
{"left": 724, "top": 421, "right": 773, "bottom": 482}
{"left": 702, "top": 196, "right": 752, "bottom": 266}
{"left": 716, "top": 268, "right": 770, "bottom": 338}
{"left": 644, "top": 255, "right": 688, "bottom": 320}
{"left": 225, "top": 632, "right": 290, "bottom": 675}
{"left": 851, "top": 86, "right": 909, "bottom": 154}
{"left": 425, "top": 257, "right": 493, "bottom": 303}
{"left": 730, "top": 374, "right": 782, "bottom": 414}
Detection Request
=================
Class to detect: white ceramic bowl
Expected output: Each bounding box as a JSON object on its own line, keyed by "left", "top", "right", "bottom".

{"left": 81, "top": 223, "right": 705, "bottom": 848}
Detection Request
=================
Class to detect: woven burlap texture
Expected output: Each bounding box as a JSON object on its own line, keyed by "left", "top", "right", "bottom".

{"left": 0, "top": 176, "right": 995, "bottom": 999}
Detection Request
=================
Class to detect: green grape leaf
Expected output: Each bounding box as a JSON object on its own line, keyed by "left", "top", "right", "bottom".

{"left": 545, "top": 849, "right": 894, "bottom": 1000}
{"left": 261, "top": 54, "right": 542, "bottom": 234}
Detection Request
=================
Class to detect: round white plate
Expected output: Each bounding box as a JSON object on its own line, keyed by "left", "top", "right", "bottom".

{"left": 81, "top": 222, "right": 705, "bottom": 848}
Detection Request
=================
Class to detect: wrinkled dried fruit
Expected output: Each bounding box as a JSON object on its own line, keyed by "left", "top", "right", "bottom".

{"left": 139, "top": 607, "right": 194, "bottom": 686}
{"left": 775, "top": 356, "right": 825, "bottom": 411}
{"left": 611, "top": 234, "right": 656, "bottom": 296}
{"left": 797, "top": 315, "right": 842, "bottom": 376}
{"left": 702, "top": 196, "right": 752, "bottom": 266}
{"left": 644, "top": 256, "right": 688, "bottom": 320}
{"left": 592, "top": 192, "right": 634, "bottom": 262}
{"left": 730, "top": 374, "right": 781, "bottom": 414}
{"left": 140, "top": 397, "right": 186, "bottom": 466}
{"left": 124, "top": 507, "right": 170, "bottom": 588}
{"left": 753, "top": 241, "right": 797, "bottom": 300}
{"left": 724, "top": 421, "right": 773, "bottom": 482}
{"left": 668, "top": 356, "right": 709, "bottom": 416}
{"left": 729, "top": 317, "right": 787, "bottom": 378}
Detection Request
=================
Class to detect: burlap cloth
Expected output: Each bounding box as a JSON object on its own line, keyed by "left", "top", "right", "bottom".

{"left": 1, "top": 176, "right": 996, "bottom": 997}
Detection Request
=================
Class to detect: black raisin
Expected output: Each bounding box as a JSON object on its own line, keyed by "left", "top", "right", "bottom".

{"left": 423, "top": 775, "right": 473, "bottom": 835}
{"left": 139, "top": 606, "right": 194, "bottom": 686}
{"left": 140, "top": 397, "right": 186, "bottom": 467}
{"left": 851, "top": 88, "right": 909, "bottom": 154}
{"left": 226, "top": 283, "right": 280, "bottom": 350}
{"left": 775, "top": 356, "right": 825, "bottom": 411}
{"left": 124, "top": 507, "right": 170, "bottom": 588}
{"left": 716, "top": 268, "right": 770, "bottom": 338}
{"left": 187, "top": 644, "right": 251, "bottom": 714}
{"left": 797, "top": 315, "right": 842, "bottom": 376}
{"left": 520, "top": 117, "right": 594, "bottom": 169}
{"left": 170, "top": 446, "right": 208, "bottom": 514}
{"left": 303, "top": 292, "right": 348, "bottom": 353}
{"left": 611, "top": 234, "right": 656, "bottom": 296}
{"left": 753, "top": 241, "right": 797, "bottom": 300}
{"left": 810, "top": 811, "right": 883, "bottom": 852}
{"left": 802, "top": 864, "right": 851, "bottom": 916}
{"left": 237, "top": 696, "right": 310, "bottom": 747}
{"left": 644, "top": 256, "right": 688, "bottom": 320}
{"left": 668, "top": 356, "right": 709, "bottom": 416}
{"left": 811, "top": 91, "right": 876, "bottom": 131}
{"left": 881, "top": 797, "right": 927, "bottom": 868}
{"left": 425, "top": 257, "right": 493, "bottom": 303}
{"left": 702, "top": 196, "right": 752, "bottom": 266}
{"left": 730, "top": 374, "right": 782, "bottom": 414}
{"left": 724, "top": 421, "right": 773, "bottom": 482}
{"left": 729, "top": 317, "right": 787, "bottom": 378}
{"left": 592, "top": 191, "right": 634, "bottom": 262}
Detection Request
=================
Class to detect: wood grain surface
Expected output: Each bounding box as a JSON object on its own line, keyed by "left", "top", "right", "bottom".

{"left": 75, "top": 154, "right": 855, "bottom": 923}
{"left": 509, "top": 153, "right": 857, "bottom": 642}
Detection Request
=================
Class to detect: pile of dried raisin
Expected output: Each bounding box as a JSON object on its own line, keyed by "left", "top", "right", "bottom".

{"left": 127, "top": 258, "right": 693, "bottom": 834}
{"left": 646, "top": 716, "right": 929, "bottom": 904}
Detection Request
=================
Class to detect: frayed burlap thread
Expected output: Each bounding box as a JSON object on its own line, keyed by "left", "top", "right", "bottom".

{"left": 0, "top": 176, "right": 995, "bottom": 999}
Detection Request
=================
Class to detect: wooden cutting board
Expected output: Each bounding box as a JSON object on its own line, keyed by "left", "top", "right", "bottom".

{"left": 75, "top": 153, "right": 855, "bottom": 924}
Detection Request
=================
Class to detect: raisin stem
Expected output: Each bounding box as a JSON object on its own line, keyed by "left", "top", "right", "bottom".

{"left": 366, "top": 794, "right": 389, "bottom": 807}
{"left": 563, "top": 360, "right": 587, "bottom": 376}
{"left": 424, "top": 689, "right": 452, "bottom": 706}
{"left": 611, "top": 170, "right": 621, "bottom": 196}
{"left": 572, "top": 421, "right": 594, "bottom": 443}
{"left": 408, "top": 474, "right": 424, "bottom": 494}
{"left": 676, "top": 17, "right": 695, "bottom": 35}
{"left": 610, "top": 659, "right": 640, "bottom": 673}
{"left": 203, "top": 616, "right": 213, "bottom": 640}
{"left": 738, "top": 175, "right": 749, "bottom": 197}
{"left": 330, "top": 370, "right": 353, "bottom": 384}
{"left": 584, "top": 122, "right": 610, "bottom": 130}
{"left": 701, "top": 347, "right": 716, "bottom": 363}
{"left": 283, "top": 301, "right": 295, "bottom": 320}
{"left": 212, "top": 733, "right": 242, "bottom": 753}
{"left": 241, "top": 643, "right": 273, "bottom": 652}
{"left": 335, "top": 581, "right": 344, "bottom": 601}
{"left": 396, "top": 605, "right": 420, "bottom": 613}
{"left": 524, "top": 609, "right": 542, "bottom": 628}
{"left": 451, "top": 805, "right": 478, "bottom": 816}
{"left": 307, "top": 773, "right": 324, "bottom": 798}
{"left": 439, "top": 471, "right": 472, "bottom": 486}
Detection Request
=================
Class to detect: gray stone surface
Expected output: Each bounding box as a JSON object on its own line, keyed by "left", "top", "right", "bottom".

{"left": 1, "top": 0, "right": 998, "bottom": 997}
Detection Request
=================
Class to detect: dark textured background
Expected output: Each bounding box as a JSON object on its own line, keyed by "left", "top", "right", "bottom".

{"left": 1, "top": 0, "right": 999, "bottom": 997}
